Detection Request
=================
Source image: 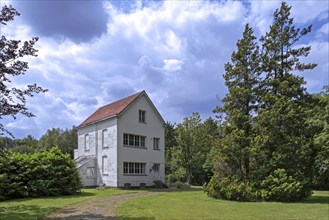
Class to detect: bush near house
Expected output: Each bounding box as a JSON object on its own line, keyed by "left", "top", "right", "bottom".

{"left": 0, "top": 148, "right": 82, "bottom": 200}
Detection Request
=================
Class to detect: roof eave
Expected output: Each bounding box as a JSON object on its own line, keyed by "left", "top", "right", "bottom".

{"left": 77, "top": 114, "right": 118, "bottom": 129}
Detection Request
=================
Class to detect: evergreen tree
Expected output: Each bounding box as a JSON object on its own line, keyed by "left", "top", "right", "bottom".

{"left": 213, "top": 24, "right": 260, "bottom": 180}
{"left": 255, "top": 2, "right": 317, "bottom": 183}
{"left": 205, "top": 2, "right": 318, "bottom": 201}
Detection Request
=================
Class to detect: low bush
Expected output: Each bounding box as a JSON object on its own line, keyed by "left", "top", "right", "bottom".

{"left": 260, "top": 169, "right": 311, "bottom": 202}
{"left": 169, "top": 181, "right": 191, "bottom": 190}
{"left": 204, "top": 169, "right": 312, "bottom": 202}
{"left": 0, "top": 148, "right": 82, "bottom": 200}
{"left": 204, "top": 175, "right": 260, "bottom": 201}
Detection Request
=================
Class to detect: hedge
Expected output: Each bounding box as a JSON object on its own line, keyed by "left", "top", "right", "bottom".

{"left": 0, "top": 148, "right": 82, "bottom": 200}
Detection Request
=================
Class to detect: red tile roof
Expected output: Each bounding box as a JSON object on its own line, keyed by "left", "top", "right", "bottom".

{"left": 79, "top": 91, "right": 144, "bottom": 127}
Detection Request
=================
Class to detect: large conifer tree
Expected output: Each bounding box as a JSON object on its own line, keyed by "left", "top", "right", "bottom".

{"left": 213, "top": 24, "right": 260, "bottom": 180}
{"left": 254, "top": 2, "right": 317, "bottom": 182}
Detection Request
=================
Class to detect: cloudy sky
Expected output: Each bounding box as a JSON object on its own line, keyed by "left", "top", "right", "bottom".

{"left": 1, "top": 0, "right": 328, "bottom": 139}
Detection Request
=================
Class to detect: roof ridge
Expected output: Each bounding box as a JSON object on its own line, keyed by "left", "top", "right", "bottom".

{"left": 78, "top": 90, "right": 145, "bottom": 127}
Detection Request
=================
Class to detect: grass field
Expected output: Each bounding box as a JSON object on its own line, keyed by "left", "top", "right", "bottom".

{"left": 1, "top": 187, "right": 328, "bottom": 220}
{"left": 118, "top": 188, "right": 329, "bottom": 220}
{"left": 0, "top": 188, "right": 135, "bottom": 220}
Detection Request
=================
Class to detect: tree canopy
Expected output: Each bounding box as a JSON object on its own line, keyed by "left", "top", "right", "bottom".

{"left": 0, "top": 5, "right": 47, "bottom": 137}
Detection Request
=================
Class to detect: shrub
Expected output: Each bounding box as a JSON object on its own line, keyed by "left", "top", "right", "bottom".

{"left": 169, "top": 181, "right": 191, "bottom": 190}
{"left": 204, "top": 175, "right": 260, "bottom": 201}
{"left": 204, "top": 169, "right": 312, "bottom": 202}
{"left": 260, "top": 169, "right": 312, "bottom": 202}
{"left": 0, "top": 148, "right": 82, "bottom": 200}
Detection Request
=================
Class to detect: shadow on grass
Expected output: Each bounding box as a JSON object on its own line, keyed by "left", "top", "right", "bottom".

{"left": 126, "top": 186, "right": 204, "bottom": 193}
{"left": 0, "top": 204, "right": 58, "bottom": 220}
{"left": 1, "top": 191, "right": 96, "bottom": 204}
{"left": 299, "top": 195, "right": 329, "bottom": 204}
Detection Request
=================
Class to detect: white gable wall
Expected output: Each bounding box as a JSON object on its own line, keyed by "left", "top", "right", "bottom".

{"left": 77, "top": 117, "right": 118, "bottom": 187}
{"left": 117, "top": 95, "right": 165, "bottom": 187}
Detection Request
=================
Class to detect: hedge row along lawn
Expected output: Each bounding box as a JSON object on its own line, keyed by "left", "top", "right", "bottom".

{"left": 0, "top": 188, "right": 136, "bottom": 220}
{"left": 118, "top": 188, "right": 329, "bottom": 220}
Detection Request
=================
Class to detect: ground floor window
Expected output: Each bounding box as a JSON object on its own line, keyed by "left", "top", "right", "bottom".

{"left": 123, "top": 162, "right": 146, "bottom": 175}
{"left": 152, "top": 163, "right": 160, "bottom": 172}
{"left": 102, "top": 156, "right": 108, "bottom": 175}
{"left": 87, "top": 167, "right": 94, "bottom": 178}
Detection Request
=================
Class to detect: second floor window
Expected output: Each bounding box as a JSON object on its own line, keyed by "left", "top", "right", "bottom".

{"left": 153, "top": 138, "right": 160, "bottom": 150}
{"left": 102, "top": 129, "right": 107, "bottom": 148}
{"left": 124, "top": 133, "right": 146, "bottom": 148}
{"left": 84, "top": 134, "right": 90, "bottom": 151}
{"left": 139, "top": 110, "right": 146, "bottom": 123}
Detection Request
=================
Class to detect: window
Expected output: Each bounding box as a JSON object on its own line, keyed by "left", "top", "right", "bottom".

{"left": 102, "top": 156, "right": 108, "bottom": 175}
{"left": 123, "top": 133, "right": 146, "bottom": 148}
{"left": 123, "top": 162, "right": 146, "bottom": 175}
{"left": 139, "top": 110, "right": 146, "bottom": 123}
{"left": 86, "top": 167, "right": 94, "bottom": 178}
{"left": 153, "top": 138, "right": 160, "bottom": 150}
{"left": 102, "top": 129, "right": 107, "bottom": 148}
{"left": 152, "top": 164, "right": 160, "bottom": 172}
{"left": 84, "top": 134, "right": 90, "bottom": 151}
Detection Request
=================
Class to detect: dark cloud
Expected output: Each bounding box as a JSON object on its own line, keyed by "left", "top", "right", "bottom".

{"left": 14, "top": 0, "right": 108, "bottom": 42}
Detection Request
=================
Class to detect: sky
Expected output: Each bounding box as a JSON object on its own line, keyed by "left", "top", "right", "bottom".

{"left": 1, "top": 0, "right": 328, "bottom": 139}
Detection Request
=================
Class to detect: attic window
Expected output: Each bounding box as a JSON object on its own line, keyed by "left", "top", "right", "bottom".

{"left": 139, "top": 110, "right": 146, "bottom": 123}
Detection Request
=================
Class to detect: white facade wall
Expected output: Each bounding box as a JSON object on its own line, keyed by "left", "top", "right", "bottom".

{"left": 117, "top": 96, "right": 165, "bottom": 187}
{"left": 79, "top": 158, "right": 96, "bottom": 186}
{"left": 77, "top": 118, "right": 118, "bottom": 187}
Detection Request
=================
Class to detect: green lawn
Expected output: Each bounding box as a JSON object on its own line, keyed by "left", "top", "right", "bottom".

{"left": 118, "top": 189, "right": 329, "bottom": 220}
{"left": 0, "top": 188, "right": 135, "bottom": 220}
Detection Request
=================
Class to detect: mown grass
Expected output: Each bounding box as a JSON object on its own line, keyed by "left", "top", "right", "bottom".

{"left": 118, "top": 188, "right": 329, "bottom": 220}
{"left": 0, "top": 188, "right": 135, "bottom": 220}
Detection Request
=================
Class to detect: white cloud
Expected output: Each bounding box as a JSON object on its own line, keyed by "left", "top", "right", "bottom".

{"left": 2, "top": 0, "right": 328, "bottom": 138}
{"left": 163, "top": 59, "right": 184, "bottom": 72}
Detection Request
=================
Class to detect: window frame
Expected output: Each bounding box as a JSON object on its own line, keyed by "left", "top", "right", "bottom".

{"left": 123, "top": 162, "right": 146, "bottom": 175}
{"left": 86, "top": 167, "right": 95, "bottom": 179}
{"left": 123, "top": 133, "right": 146, "bottom": 148}
{"left": 102, "top": 155, "right": 108, "bottom": 175}
{"left": 139, "top": 110, "right": 146, "bottom": 123}
{"left": 152, "top": 163, "right": 160, "bottom": 172}
{"left": 153, "top": 137, "right": 160, "bottom": 150}
{"left": 84, "top": 134, "right": 90, "bottom": 151}
{"left": 102, "top": 129, "right": 108, "bottom": 148}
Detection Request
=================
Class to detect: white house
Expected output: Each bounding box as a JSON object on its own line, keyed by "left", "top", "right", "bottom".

{"left": 74, "top": 91, "right": 165, "bottom": 188}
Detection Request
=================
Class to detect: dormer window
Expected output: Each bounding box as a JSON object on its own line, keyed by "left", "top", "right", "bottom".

{"left": 139, "top": 110, "right": 146, "bottom": 123}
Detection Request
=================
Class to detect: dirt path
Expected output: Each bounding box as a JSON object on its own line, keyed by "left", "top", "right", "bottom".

{"left": 44, "top": 192, "right": 155, "bottom": 220}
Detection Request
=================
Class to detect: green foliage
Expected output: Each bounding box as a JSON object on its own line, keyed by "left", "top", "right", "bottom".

{"left": 260, "top": 169, "right": 311, "bottom": 202}
{"left": 38, "top": 127, "right": 78, "bottom": 158}
{"left": 0, "top": 127, "right": 78, "bottom": 158}
{"left": 0, "top": 148, "right": 82, "bottom": 201}
{"left": 166, "top": 113, "right": 216, "bottom": 185}
{"left": 309, "top": 87, "right": 329, "bottom": 189}
{"left": 208, "top": 2, "right": 318, "bottom": 201}
{"left": 204, "top": 175, "right": 259, "bottom": 201}
{"left": 0, "top": 5, "right": 47, "bottom": 137}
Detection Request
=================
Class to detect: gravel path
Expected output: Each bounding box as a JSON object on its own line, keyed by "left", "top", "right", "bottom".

{"left": 44, "top": 192, "right": 155, "bottom": 220}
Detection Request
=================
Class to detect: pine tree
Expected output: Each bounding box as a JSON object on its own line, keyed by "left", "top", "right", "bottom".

{"left": 213, "top": 24, "right": 260, "bottom": 180}
{"left": 254, "top": 2, "right": 317, "bottom": 183}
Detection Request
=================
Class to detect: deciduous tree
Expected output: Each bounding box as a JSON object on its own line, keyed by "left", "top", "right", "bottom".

{"left": 0, "top": 5, "right": 47, "bottom": 137}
